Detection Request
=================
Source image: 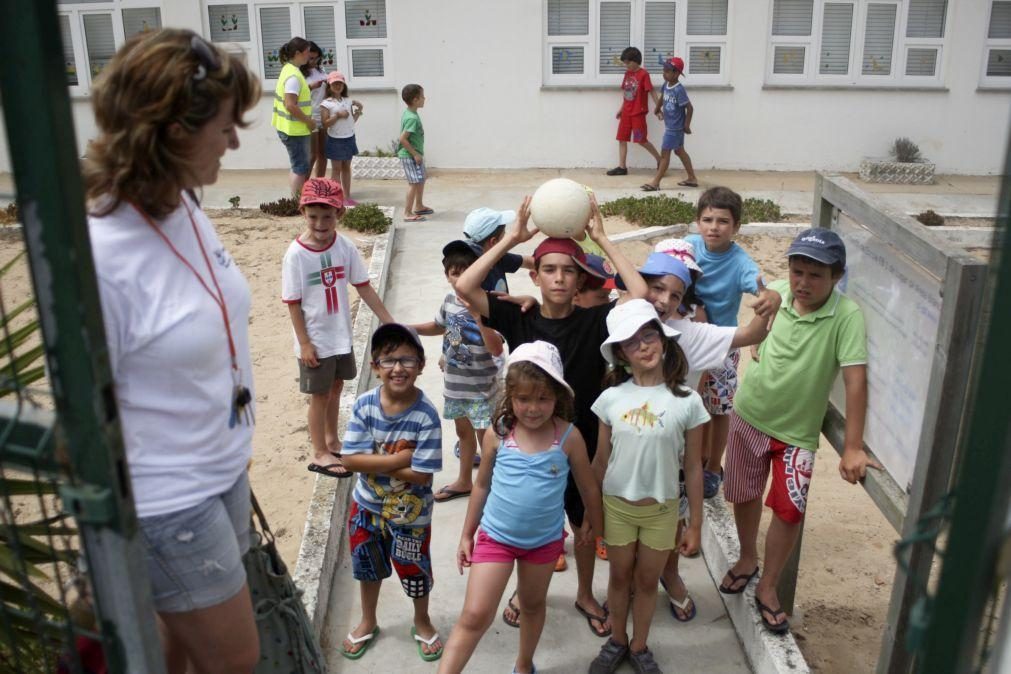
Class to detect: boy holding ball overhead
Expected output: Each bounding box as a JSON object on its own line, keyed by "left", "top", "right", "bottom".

{"left": 455, "top": 184, "right": 647, "bottom": 637}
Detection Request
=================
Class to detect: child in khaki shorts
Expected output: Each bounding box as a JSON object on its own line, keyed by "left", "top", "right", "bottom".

{"left": 281, "top": 177, "right": 394, "bottom": 477}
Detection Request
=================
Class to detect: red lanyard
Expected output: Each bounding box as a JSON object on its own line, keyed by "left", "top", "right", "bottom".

{"left": 131, "top": 197, "right": 239, "bottom": 375}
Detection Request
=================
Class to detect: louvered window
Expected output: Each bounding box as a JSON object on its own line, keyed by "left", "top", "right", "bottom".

{"left": 599, "top": 2, "right": 631, "bottom": 74}
{"left": 208, "top": 4, "right": 252, "bottom": 42}
{"left": 984, "top": 2, "right": 1011, "bottom": 83}
{"left": 546, "top": 0, "right": 590, "bottom": 76}
{"left": 82, "top": 13, "right": 116, "bottom": 78}
{"left": 767, "top": 0, "right": 949, "bottom": 84}
{"left": 59, "top": 14, "right": 79, "bottom": 86}
{"left": 686, "top": 0, "right": 727, "bottom": 35}
{"left": 643, "top": 2, "right": 676, "bottom": 67}
{"left": 258, "top": 7, "right": 291, "bottom": 80}
{"left": 304, "top": 6, "right": 337, "bottom": 69}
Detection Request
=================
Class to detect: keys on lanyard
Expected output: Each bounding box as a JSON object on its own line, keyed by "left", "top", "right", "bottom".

{"left": 230, "top": 384, "right": 254, "bottom": 428}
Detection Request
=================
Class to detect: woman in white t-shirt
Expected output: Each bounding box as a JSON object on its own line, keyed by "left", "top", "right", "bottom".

{"left": 319, "top": 71, "right": 363, "bottom": 205}
{"left": 83, "top": 29, "right": 261, "bottom": 673}
{"left": 302, "top": 42, "right": 328, "bottom": 178}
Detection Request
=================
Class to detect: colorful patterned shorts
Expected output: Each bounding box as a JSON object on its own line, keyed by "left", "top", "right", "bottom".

{"left": 723, "top": 412, "right": 815, "bottom": 524}
{"left": 700, "top": 348, "right": 741, "bottom": 415}
{"left": 347, "top": 502, "right": 433, "bottom": 597}
{"left": 443, "top": 397, "right": 493, "bottom": 429}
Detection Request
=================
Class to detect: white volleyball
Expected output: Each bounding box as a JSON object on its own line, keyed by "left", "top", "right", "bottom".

{"left": 530, "top": 178, "right": 591, "bottom": 238}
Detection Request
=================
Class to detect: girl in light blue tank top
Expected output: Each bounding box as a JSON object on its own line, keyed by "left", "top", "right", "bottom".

{"left": 439, "top": 341, "right": 603, "bottom": 674}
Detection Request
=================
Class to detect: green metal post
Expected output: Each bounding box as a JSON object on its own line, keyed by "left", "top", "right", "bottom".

{"left": 918, "top": 142, "right": 1011, "bottom": 670}
{"left": 0, "top": 2, "right": 166, "bottom": 671}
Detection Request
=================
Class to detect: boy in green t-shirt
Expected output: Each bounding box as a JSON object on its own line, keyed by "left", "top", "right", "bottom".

{"left": 397, "top": 83, "right": 432, "bottom": 222}
{"left": 718, "top": 229, "right": 881, "bottom": 636}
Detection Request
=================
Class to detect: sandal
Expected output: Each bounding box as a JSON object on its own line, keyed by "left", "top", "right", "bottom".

{"left": 341, "top": 625, "right": 379, "bottom": 660}
{"left": 307, "top": 462, "right": 352, "bottom": 479}
{"left": 574, "top": 601, "right": 612, "bottom": 638}
{"left": 640, "top": 184, "right": 659, "bottom": 192}
{"left": 411, "top": 626, "right": 443, "bottom": 661}
{"left": 659, "top": 576, "right": 696, "bottom": 622}
{"left": 719, "top": 566, "right": 759, "bottom": 594}
{"left": 403, "top": 214, "right": 427, "bottom": 222}
{"left": 502, "top": 590, "right": 520, "bottom": 628}
{"left": 756, "top": 598, "right": 790, "bottom": 635}
{"left": 677, "top": 180, "right": 699, "bottom": 187}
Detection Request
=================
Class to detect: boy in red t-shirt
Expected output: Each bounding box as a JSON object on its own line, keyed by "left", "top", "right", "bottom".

{"left": 606, "top": 46, "right": 661, "bottom": 176}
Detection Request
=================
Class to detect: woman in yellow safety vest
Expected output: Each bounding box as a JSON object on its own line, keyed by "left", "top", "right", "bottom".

{"left": 272, "top": 37, "right": 316, "bottom": 195}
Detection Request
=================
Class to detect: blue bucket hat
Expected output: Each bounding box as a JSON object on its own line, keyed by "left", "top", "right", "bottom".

{"left": 463, "top": 207, "right": 517, "bottom": 243}
{"left": 616, "top": 252, "right": 693, "bottom": 290}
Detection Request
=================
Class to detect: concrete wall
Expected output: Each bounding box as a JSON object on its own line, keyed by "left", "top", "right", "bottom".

{"left": 2, "top": 0, "right": 1008, "bottom": 175}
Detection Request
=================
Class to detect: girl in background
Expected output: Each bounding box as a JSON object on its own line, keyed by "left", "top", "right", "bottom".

{"left": 319, "top": 71, "right": 363, "bottom": 205}
{"left": 301, "top": 42, "right": 328, "bottom": 178}
{"left": 438, "top": 342, "right": 603, "bottom": 674}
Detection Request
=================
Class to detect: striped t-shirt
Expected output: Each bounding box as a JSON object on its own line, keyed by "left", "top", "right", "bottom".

{"left": 342, "top": 386, "right": 442, "bottom": 527}
{"left": 435, "top": 293, "right": 499, "bottom": 402}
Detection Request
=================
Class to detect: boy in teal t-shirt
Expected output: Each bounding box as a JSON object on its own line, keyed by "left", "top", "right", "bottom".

{"left": 718, "top": 229, "right": 881, "bottom": 636}
{"left": 398, "top": 83, "right": 431, "bottom": 222}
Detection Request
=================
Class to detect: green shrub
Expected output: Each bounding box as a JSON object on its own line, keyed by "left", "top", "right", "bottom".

{"left": 259, "top": 196, "right": 300, "bottom": 217}
{"left": 0, "top": 202, "right": 18, "bottom": 225}
{"left": 358, "top": 140, "right": 400, "bottom": 158}
{"left": 343, "top": 203, "right": 391, "bottom": 234}
{"left": 599, "top": 195, "right": 695, "bottom": 227}
{"left": 916, "top": 209, "right": 944, "bottom": 227}
{"left": 741, "top": 198, "right": 782, "bottom": 223}
{"left": 891, "top": 137, "right": 922, "bottom": 163}
{"left": 228, "top": 195, "right": 241, "bottom": 209}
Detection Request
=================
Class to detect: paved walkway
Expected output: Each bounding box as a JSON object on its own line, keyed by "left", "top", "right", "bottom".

{"left": 322, "top": 218, "right": 751, "bottom": 672}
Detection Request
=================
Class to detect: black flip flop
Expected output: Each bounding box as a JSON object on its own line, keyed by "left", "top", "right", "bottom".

{"left": 718, "top": 566, "right": 759, "bottom": 594}
{"left": 502, "top": 591, "right": 520, "bottom": 628}
{"left": 756, "top": 598, "right": 790, "bottom": 635}
{"left": 433, "top": 486, "right": 471, "bottom": 502}
{"left": 574, "top": 602, "right": 611, "bottom": 638}
{"left": 307, "top": 462, "right": 352, "bottom": 479}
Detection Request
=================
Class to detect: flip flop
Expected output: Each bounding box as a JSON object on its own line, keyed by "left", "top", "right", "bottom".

{"left": 640, "top": 184, "right": 659, "bottom": 192}
{"left": 502, "top": 590, "right": 520, "bottom": 628}
{"left": 677, "top": 180, "right": 699, "bottom": 187}
{"left": 414, "top": 208, "right": 435, "bottom": 215}
{"left": 307, "top": 462, "right": 352, "bottom": 479}
{"left": 660, "top": 576, "right": 696, "bottom": 622}
{"left": 341, "top": 625, "right": 379, "bottom": 659}
{"left": 719, "top": 566, "right": 759, "bottom": 594}
{"left": 756, "top": 598, "right": 790, "bottom": 635}
{"left": 574, "top": 601, "right": 612, "bottom": 637}
{"left": 411, "top": 626, "right": 443, "bottom": 661}
{"left": 433, "top": 486, "right": 471, "bottom": 502}
{"left": 453, "top": 441, "right": 481, "bottom": 466}
{"left": 404, "top": 215, "right": 427, "bottom": 222}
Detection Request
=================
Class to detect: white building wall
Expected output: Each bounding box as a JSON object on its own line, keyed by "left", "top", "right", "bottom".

{"left": 1, "top": 0, "right": 1008, "bottom": 175}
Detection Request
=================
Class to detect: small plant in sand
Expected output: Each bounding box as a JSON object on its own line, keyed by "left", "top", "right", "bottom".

{"left": 916, "top": 210, "right": 945, "bottom": 227}
{"left": 0, "top": 203, "right": 18, "bottom": 225}
{"left": 891, "top": 138, "right": 923, "bottom": 164}
{"left": 259, "top": 196, "right": 300, "bottom": 217}
{"left": 342, "top": 203, "right": 390, "bottom": 234}
{"left": 741, "top": 198, "right": 783, "bottom": 223}
{"left": 600, "top": 195, "right": 696, "bottom": 227}
{"left": 228, "top": 195, "right": 241, "bottom": 209}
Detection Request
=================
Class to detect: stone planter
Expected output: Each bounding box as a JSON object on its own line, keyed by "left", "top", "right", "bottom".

{"left": 859, "top": 157, "right": 935, "bottom": 185}
{"left": 352, "top": 156, "right": 403, "bottom": 180}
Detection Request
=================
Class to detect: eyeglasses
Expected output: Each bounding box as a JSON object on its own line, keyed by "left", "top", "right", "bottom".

{"left": 190, "top": 34, "right": 221, "bottom": 82}
{"left": 619, "top": 328, "right": 662, "bottom": 352}
{"left": 374, "top": 357, "right": 422, "bottom": 370}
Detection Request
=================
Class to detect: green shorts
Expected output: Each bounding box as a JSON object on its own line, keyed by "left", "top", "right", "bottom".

{"left": 602, "top": 494, "right": 680, "bottom": 551}
{"left": 298, "top": 351, "right": 357, "bottom": 394}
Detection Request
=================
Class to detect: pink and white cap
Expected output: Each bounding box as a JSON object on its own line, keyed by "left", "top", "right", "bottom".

{"left": 505, "top": 341, "right": 573, "bottom": 397}
{"left": 654, "top": 238, "right": 704, "bottom": 280}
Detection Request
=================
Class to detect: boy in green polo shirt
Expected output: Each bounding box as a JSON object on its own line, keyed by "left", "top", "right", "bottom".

{"left": 718, "top": 228, "right": 881, "bottom": 636}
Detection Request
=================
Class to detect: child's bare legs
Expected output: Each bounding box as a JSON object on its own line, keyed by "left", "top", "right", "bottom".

{"left": 324, "top": 378, "right": 344, "bottom": 454}
{"left": 638, "top": 139, "right": 661, "bottom": 165}
{"left": 707, "top": 414, "right": 731, "bottom": 476}
{"left": 607, "top": 541, "right": 666, "bottom": 652}
{"left": 515, "top": 559, "right": 555, "bottom": 674}
{"left": 311, "top": 132, "right": 327, "bottom": 177}
{"left": 412, "top": 593, "right": 443, "bottom": 657}
{"left": 723, "top": 498, "right": 763, "bottom": 592}
{"left": 606, "top": 541, "right": 636, "bottom": 647}
{"left": 617, "top": 140, "right": 629, "bottom": 169}
{"left": 674, "top": 146, "right": 697, "bottom": 183}
{"left": 416, "top": 180, "right": 430, "bottom": 212}
{"left": 308, "top": 391, "right": 333, "bottom": 464}
{"left": 645, "top": 149, "right": 673, "bottom": 189}
{"left": 343, "top": 580, "right": 381, "bottom": 655}
{"left": 754, "top": 516, "right": 801, "bottom": 627}
{"left": 404, "top": 183, "right": 422, "bottom": 219}
{"left": 339, "top": 160, "right": 353, "bottom": 200}
{"left": 447, "top": 419, "right": 481, "bottom": 494}
{"left": 659, "top": 521, "right": 694, "bottom": 620}
{"left": 438, "top": 562, "right": 514, "bottom": 673}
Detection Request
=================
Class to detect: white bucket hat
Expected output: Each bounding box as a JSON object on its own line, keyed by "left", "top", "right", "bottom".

{"left": 505, "top": 341, "right": 573, "bottom": 397}
{"left": 599, "top": 299, "right": 680, "bottom": 365}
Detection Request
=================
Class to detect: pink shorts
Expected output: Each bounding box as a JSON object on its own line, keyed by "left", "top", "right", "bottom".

{"left": 470, "top": 528, "right": 565, "bottom": 565}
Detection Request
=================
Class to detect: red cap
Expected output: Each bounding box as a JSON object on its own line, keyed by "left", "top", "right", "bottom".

{"left": 300, "top": 178, "right": 345, "bottom": 210}
{"left": 533, "top": 238, "right": 604, "bottom": 280}
{"left": 664, "top": 56, "right": 685, "bottom": 74}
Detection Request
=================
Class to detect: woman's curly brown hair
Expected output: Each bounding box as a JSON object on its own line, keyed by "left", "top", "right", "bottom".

{"left": 492, "top": 361, "right": 575, "bottom": 438}
{"left": 84, "top": 29, "right": 260, "bottom": 218}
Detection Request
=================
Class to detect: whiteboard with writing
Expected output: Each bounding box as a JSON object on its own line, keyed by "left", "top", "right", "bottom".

{"left": 829, "top": 213, "right": 942, "bottom": 491}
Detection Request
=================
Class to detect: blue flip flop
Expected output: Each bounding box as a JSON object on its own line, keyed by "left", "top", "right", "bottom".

{"left": 660, "top": 576, "right": 696, "bottom": 622}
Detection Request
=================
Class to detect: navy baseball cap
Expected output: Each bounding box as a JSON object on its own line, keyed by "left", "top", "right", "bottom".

{"left": 786, "top": 228, "right": 847, "bottom": 268}
{"left": 371, "top": 323, "right": 425, "bottom": 359}
{"left": 442, "top": 239, "right": 481, "bottom": 260}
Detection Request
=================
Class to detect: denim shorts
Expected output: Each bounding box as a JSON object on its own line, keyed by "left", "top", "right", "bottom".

{"left": 325, "top": 134, "right": 359, "bottom": 162}
{"left": 278, "top": 130, "right": 311, "bottom": 176}
{"left": 662, "top": 129, "right": 686, "bottom": 152}
{"left": 139, "top": 471, "right": 251, "bottom": 613}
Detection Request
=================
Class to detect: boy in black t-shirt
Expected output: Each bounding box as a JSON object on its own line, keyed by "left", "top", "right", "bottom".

{"left": 456, "top": 194, "right": 647, "bottom": 638}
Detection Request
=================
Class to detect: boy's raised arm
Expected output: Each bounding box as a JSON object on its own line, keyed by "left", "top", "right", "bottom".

{"left": 457, "top": 196, "right": 536, "bottom": 318}
{"left": 585, "top": 195, "right": 647, "bottom": 299}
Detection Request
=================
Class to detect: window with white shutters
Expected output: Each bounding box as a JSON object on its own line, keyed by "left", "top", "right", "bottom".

{"left": 304, "top": 6, "right": 337, "bottom": 69}
{"left": 208, "top": 4, "right": 252, "bottom": 42}
{"left": 258, "top": 6, "right": 291, "bottom": 80}
{"left": 57, "top": 2, "right": 162, "bottom": 94}
{"left": 983, "top": 1, "right": 1011, "bottom": 85}
{"left": 542, "top": 0, "right": 730, "bottom": 85}
{"left": 766, "top": 0, "right": 949, "bottom": 84}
